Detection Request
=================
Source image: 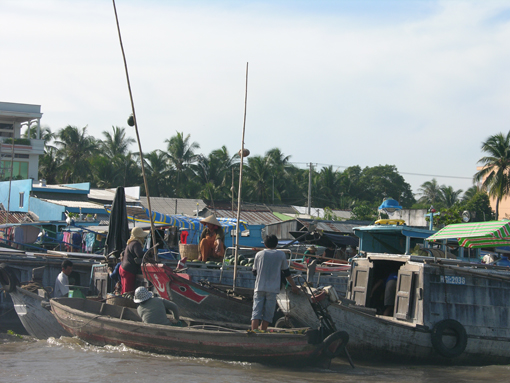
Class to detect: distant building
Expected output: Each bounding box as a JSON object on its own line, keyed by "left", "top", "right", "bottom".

{"left": 0, "top": 102, "right": 44, "bottom": 181}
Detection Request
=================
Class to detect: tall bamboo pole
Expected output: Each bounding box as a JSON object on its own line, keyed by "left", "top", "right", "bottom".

{"left": 112, "top": 0, "right": 157, "bottom": 260}
{"left": 233, "top": 63, "right": 249, "bottom": 292}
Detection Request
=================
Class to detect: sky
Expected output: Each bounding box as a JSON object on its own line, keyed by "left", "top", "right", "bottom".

{"left": 2, "top": 0, "right": 510, "bottom": 198}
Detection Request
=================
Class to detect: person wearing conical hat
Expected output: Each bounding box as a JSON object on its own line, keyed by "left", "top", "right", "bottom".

{"left": 198, "top": 215, "right": 225, "bottom": 262}
{"left": 120, "top": 227, "right": 149, "bottom": 294}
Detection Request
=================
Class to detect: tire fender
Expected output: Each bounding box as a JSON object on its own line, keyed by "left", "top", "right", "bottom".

{"left": 322, "top": 330, "right": 349, "bottom": 359}
{"left": 431, "top": 319, "right": 467, "bottom": 358}
{"left": 0, "top": 263, "right": 19, "bottom": 293}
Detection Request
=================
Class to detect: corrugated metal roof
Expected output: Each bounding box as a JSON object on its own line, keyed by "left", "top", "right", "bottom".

{"left": 297, "top": 219, "right": 372, "bottom": 234}
{"left": 210, "top": 209, "right": 282, "bottom": 225}
{"left": 89, "top": 188, "right": 140, "bottom": 204}
{"left": 265, "top": 204, "right": 298, "bottom": 214}
{"left": 39, "top": 199, "right": 105, "bottom": 209}
{"left": 141, "top": 197, "right": 207, "bottom": 217}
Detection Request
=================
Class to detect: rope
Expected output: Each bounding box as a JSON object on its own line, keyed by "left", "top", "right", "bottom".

{"left": 0, "top": 307, "right": 14, "bottom": 317}
{"left": 52, "top": 308, "right": 102, "bottom": 331}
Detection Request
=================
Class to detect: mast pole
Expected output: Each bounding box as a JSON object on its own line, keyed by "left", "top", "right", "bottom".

{"left": 233, "top": 63, "right": 249, "bottom": 292}
{"left": 112, "top": 0, "right": 157, "bottom": 260}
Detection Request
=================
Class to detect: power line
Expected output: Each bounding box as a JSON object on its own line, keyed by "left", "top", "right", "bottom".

{"left": 288, "top": 162, "right": 473, "bottom": 180}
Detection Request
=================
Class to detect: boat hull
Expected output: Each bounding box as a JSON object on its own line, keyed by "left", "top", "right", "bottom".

{"left": 325, "top": 301, "right": 510, "bottom": 365}
{"left": 10, "top": 286, "right": 70, "bottom": 339}
{"left": 50, "top": 298, "right": 334, "bottom": 366}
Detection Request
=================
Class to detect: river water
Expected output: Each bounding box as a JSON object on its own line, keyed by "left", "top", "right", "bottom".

{"left": 1, "top": 330, "right": 509, "bottom": 383}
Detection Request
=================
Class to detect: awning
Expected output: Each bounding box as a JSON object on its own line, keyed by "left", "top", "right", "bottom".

{"left": 105, "top": 206, "right": 248, "bottom": 232}
{"left": 289, "top": 231, "right": 359, "bottom": 248}
{"left": 427, "top": 220, "right": 510, "bottom": 248}
{"left": 144, "top": 210, "right": 248, "bottom": 232}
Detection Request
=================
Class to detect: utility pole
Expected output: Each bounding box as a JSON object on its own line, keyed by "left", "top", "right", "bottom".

{"left": 307, "top": 163, "right": 313, "bottom": 215}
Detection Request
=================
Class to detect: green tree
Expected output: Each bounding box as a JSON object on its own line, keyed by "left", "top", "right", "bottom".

{"left": 244, "top": 155, "right": 272, "bottom": 202}
{"left": 358, "top": 165, "right": 415, "bottom": 207}
{"left": 165, "top": 132, "right": 200, "bottom": 197}
{"left": 474, "top": 131, "right": 510, "bottom": 220}
{"left": 439, "top": 185, "right": 463, "bottom": 208}
{"left": 417, "top": 179, "right": 442, "bottom": 206}
{"left": 54, "top": 125, "right": 98, "bottom": 183}
{"left": 38, "top": 146, "right": 60, "bottom": 184}
{"left": 101, "top": 126, "right": 135, "bottom": 158}
{"left": 143, "top": 150, "right": 172, "bottom": 197}
{"left": 351, "top": 202, "right": 378, "bottom": 221}
{"left": 462, "top": 185, "right": 479, "bottom": 202}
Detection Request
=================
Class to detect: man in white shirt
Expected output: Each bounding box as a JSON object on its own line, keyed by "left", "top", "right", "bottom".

{"left": 54, "top": 260, "right": 73, "bottom": 297}
{"left": 251, "top": 235, "right": 300, "bottom": 331}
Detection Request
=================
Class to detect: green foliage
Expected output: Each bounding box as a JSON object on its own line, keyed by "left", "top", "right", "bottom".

{"left": 465, "top": 192, "right": 494, "bottom": 221}
{"left": 474, "top": 131, "right": 510, "bottom": 219}
{"left": 351, "top": 202, "right": 378, "bottom": 221}
{"left": 4, "top": 138, "right": 31, "bottom": 145}
{"left": 434, "top": 191, "right": 494, "bottom": 227}
{"left": 36, "top": 127, "right": 502, "bottom": 221}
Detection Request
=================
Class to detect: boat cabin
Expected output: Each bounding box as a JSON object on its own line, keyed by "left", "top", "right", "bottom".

{"left": 347, "top": 253, "right": 510, "bottom": 332}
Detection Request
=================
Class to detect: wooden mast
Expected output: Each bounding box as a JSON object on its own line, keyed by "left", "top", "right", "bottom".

{"left": 233, "top": 63, "right": 249, "bottom": 292}
{"left": 112, "top": 0, "right": 157, "bottom": 260}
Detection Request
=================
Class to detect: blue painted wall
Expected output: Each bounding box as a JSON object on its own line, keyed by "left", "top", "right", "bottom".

{"left": 0, "top": 179, "right": 32, "bottom": 212}
{"left": 29, "top": 197, "right": 66, "bottom": 221}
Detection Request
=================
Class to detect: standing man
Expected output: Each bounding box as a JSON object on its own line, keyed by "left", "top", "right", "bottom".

{"left": 251, "top": 235, "right": 300, "bottom": 331}
{"left": 54, "top": 259, "right": 73, "bottom": 297}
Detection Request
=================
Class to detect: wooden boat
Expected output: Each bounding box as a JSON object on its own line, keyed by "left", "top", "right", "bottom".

{"left": 50, "top": 297, "right": 349, "bottom": 366}
{"left": 142, "top": 264, "right": 254, "bottom": 323}
{"left": 9, "top": 286, "right": 70, "bottom": 339}
{"left": 278, "top": 253, "right": 510, "bottom": 365}
{"left": 0, "top": 258, "right": 98, "bottom": 339}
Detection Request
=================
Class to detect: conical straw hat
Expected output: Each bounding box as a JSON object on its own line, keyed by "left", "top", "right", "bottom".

{"left": 200, "top": 215, "right": 221, "bottom": 227}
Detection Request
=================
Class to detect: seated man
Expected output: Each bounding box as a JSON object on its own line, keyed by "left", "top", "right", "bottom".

{"left": 134, "top": 286, "right": 180, "bottom": 325}
{"left": 54, "top": 260, "right": 73, "bottom": 298}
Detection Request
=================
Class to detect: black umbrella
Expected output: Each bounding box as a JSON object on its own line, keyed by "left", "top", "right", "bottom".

{"left": 104, "top": 187, "right": 130, "bottom": 258}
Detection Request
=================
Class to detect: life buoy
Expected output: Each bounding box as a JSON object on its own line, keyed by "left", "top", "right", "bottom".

{"left": 322, "top": 330, "right": 349, "bottom": 359}
{"left": 431, "top": 319, "right": 467, "bottom": 358}
{"left": 0, "top": 263, "right": 19, "bottom": 293}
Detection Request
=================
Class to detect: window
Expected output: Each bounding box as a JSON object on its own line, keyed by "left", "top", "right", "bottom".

{"left": 0, "top": 160, "right": 29, "bottom": 180}
{"left": 19, "top": 192, "right": 24, "bottom": 208}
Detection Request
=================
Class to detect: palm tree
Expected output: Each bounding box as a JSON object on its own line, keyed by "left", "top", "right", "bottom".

{"left": 143, "top": 150, "right": 172, "bottom": 197}
{"left": 38, "top": 146, "right": 60, "bottom": 184}
{"left": 192, "top": 146, "right": 238, "bottom": 202}
{"left": 54, "top": 125, "right": 98, "bottom": 183}
{"left": 244, "top": 155, "right": 272, "bottom": 202}
{"left": 316, "top": 166, "right": 341, "bottom": 208}
{"left": 474, "top": 132, "right": 510, "bottom": 219}
{"left": 165, "top": 132, "right": 200, "bottom": 197}
{"left": 439, "top": 185, "right": 463, "bottom": 208}
{"left": 462, "top": 185, "right": 479, "bottom": 202}
{"left": 22, "top": 125, "right": 55, "bottom": 144}
{"left": 101, "top": 126, "right": 135, "bottom": 158}
{"left": 417, "top": 179, "right": 442, "bottom": 206}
